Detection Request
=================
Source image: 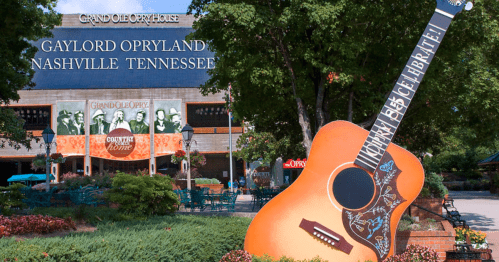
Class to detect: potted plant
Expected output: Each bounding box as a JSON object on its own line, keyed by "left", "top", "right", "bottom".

{"left": 172, "top": 150, "right": 207, "bottom": 189}
{"left": 31, "top": 153, "right": 66, "bottom": 171}
{"left": 195, "top": 178, "right": 223, "bottom": 192}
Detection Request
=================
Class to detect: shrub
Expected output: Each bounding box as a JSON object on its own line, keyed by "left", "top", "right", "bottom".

{"left": 29, "top": 206, "right": 146, "bottom": 224}
{"left": 384, "top": 244, "right": 438, "bottom": 262}
{"left": 220, "top": 250, "right": 252, "bottom": 262}
{"left": 0, "top": 215, "right": 251, "bottom": 262}
{"left": 60, "top": 173, "right": 114, "bottom": 190}
{"left": 62, "top": 172, "right": 79, "bottom": 180}
{"left": 195, "top": 178, "right": 222, "bottom": 184}
{"left": 104, "top": 172, "right": 179, "bottom": 216}
{"left": 463, "top": 181, "right": 473, "bottom": 191}
{"left": 0, "top": 183, "right": 27, "bottom": 215}
{"left": 419, "top": 172, "right": 448, "bottom": 198}
{"left": 0, "top": 214, "right": 76, "bottom": 237}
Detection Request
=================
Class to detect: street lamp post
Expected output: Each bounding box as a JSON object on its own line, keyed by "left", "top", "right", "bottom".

{"left": 41, "top": 125, "right": 55, "bottom": 192}
{"left": 181, "top": 124, "right": 194, "bottom": 190}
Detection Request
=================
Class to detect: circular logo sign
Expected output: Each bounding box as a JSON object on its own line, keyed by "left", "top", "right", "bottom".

{"left": 105, "top": 128, "right": 136, "bottom": 157}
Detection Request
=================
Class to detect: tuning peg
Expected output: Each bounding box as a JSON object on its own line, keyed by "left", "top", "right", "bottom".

{"left": 465, "top": 1, "right": 473, "bottom": 10}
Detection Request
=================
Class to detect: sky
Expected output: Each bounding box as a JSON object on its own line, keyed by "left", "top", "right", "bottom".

{"left": 55, "top": 0, "right": 193, "bottom": 14}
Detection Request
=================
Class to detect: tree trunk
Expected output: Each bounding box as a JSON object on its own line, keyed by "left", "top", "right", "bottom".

{"left": 296, "top": 97, "right": 313, "bottom": 156}
{"left": 348, "top": 91, "right": 354, "bottom": 122}
{"left": 269, "top": 28, "right": 314, "bottom": 157}
{"left": 315, "top": 75, "right": 327, "bottom": 130}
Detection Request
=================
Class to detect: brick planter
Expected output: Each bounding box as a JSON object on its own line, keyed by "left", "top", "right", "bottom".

{"left": 196, "top": 183, "right": 224, "bottom": 193}
{"left": 395, "top": 220, "right": 456, "bottom": 262}
{"left": 406, "top": 197, "right": 444, "bottom": 221}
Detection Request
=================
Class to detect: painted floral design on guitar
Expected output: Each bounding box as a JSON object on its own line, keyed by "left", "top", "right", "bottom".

{"left": 342, "top": 152, "right": 406, "bottom": 261}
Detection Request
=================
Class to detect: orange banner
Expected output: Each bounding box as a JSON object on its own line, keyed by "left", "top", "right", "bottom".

{"left": 57, "top": 135, "right": 85, "bottom": 156}
{"left": 56, "top": 134, "right": 180, "bottom": 160}
{"left": 90, "top": 134, "right": 151, "bottom": 160}
{"left": 154, "top": 133, "right": 182, "bottom": 157}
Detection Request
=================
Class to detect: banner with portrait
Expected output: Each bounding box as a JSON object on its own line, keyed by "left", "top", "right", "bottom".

{"left": 154, "top": 100, "right": 182, "bottom": 156}
{"left": 56, "top": 101, "right": 86, "bottom": 156}
{"left": 88, "top": 100, "right": 151, "bottom": 160}
{"left": 55, "top": 99, "right": 182, "bottom": 160}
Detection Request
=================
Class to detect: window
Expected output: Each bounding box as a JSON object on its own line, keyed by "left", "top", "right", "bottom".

{"left": 10, "top": 106, "right": 51, "bottom": 131}
{"left": 187, "top": 103, "right": 241, "bottom": 127}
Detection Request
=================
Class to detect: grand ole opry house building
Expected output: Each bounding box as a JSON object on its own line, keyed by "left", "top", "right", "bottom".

{"left": 0, "top": 14, "right": 251, "bottom": 188}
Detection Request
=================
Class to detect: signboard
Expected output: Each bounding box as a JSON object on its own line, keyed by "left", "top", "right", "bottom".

{"left": 79, "top": 14, "right": 180, "bottom": 26}
{"left": 89, "top": 99, "right": 151, "bottom": 160}
{"left": 154, "top": 100, "right": 182, "bottom": 157}
{"left": 56, "top": 101, "right": 85, "bottom": 156}
{"left": 30, "top": 28, "right": 214, "bottom": 89}
{"left": 283, "top": 158, "right": 307, "bottom": 169}
{"left": 55, "top": 99, "right": 182, "bottom": 161}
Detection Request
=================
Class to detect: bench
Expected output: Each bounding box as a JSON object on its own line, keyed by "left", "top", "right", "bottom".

{"left": 443, "top": 197, "right": 468, "bottom": 228}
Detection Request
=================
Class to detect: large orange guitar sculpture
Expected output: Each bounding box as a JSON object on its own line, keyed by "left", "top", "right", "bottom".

{"left": 245, "top": 1, "right": 470, "bottom": 261}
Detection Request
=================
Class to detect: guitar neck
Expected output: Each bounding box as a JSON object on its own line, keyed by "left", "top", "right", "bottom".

{"left": 355, "top": 10, "right": 455, "bottom": 173}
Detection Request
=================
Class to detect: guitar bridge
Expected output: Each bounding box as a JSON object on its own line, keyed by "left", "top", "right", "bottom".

{"left": 299, "top": 219, "right": 353, "bottom": 254}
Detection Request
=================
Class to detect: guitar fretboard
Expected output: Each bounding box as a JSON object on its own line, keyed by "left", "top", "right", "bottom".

{"left": 355, "top": 10, "right": 455, "bottom": 173}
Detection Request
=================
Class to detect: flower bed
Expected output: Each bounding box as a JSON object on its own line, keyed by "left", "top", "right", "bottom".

{"left": 0, "top": 215, "right": 76, "bottom": 238}
{"left": 395, "top": 220, "right": 456, "bottom": 262}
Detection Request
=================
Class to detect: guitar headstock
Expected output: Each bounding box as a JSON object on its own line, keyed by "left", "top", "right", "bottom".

{"left": 436, "top": 0, "right": 469, "bottom": 15}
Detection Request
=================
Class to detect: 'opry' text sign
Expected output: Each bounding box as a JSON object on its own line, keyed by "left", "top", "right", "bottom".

{"left": 283, "top": 159, "right": 307, "bottom": 169}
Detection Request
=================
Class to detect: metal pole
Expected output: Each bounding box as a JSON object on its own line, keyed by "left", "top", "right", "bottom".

{"left": 186, "top": 142, "right": 191, "bottom": 190}
{"left": 45, "top": 145, "right": 51, "bottom": 192}
{"left": 229, "top": 111, "right": 233, "bottom": 192}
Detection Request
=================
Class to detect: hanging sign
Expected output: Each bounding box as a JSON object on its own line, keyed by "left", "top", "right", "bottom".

{"left": 283, "top": 158, "right": 307, "bottom": 169}
{"left": 105, "top": 128, "right": 136, "bottom": 157}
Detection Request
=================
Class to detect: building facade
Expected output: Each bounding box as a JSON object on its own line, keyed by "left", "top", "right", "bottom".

{"left": 0, "top": 14, "right": 244, "bottom": 187}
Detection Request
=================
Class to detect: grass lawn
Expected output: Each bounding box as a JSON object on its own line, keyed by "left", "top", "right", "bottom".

{"left": 0, "top": 207, "right": 252, "bottom": 262}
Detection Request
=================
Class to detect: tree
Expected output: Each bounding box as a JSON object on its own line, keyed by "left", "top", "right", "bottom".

{"left": 0, "top": 0, "right": 61, "bottom": 149}
{"left": 188, "top": 0, "right": 499, "bottom": 157}
{"left": 232, "top": 129, "right": 303, "bottom": 168}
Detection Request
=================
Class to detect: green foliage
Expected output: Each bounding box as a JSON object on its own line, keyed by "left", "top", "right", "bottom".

{"left": 195, "top": 178, "right": 221, "bottom": 184}
{"left": 59, "top": 173, "right": 114, "bottom": 190}
{"left": 188, "top": 0, "right": 499, "bottom": 158}
{"left": 422, "top": 127, "right": 498, "bottom": 176}
{"left": 0, "top": 0, "right": 61, "bottom": 150}
{"left": 104, "top": 172, "right": 179, "bottom": 216}
{"left": 420, "top": 172, "right": 448, "bottom": 199}
{"left": 492, "top": 173, "right": 499, "bottom": 187}
{"left": 233, "top": 130, "right": 304, "bottom": 167}
{"left": 0, "top": 215, "right": 252, "bottom": 262}
{"left": 398, "top": 220, "right": 412, "bottom": 232}
{"left": 0, "top": 183, "right": 27, "bottom": 215}
{"left": 30, "top": 206, "right": 146, "bottom": 225}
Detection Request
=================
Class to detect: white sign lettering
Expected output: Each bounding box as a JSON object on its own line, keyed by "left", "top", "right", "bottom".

{"left": 79, "top": 14, "right": 180, "bottom": 26}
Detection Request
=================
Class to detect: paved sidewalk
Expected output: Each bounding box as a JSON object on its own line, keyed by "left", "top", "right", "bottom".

{"left": 449, "top": 191, "right": 499, "bottom": 259}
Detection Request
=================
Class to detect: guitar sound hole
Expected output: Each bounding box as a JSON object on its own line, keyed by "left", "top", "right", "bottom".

{"left": 333, "top": 167, "right": 375, "bottom": 210}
